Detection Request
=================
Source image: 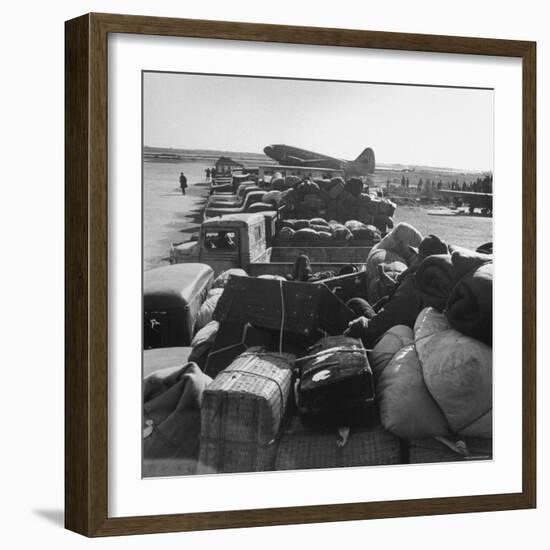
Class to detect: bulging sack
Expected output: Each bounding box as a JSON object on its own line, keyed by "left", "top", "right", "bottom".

{"left": 318, "top": 231, "right": 332, "bottom": 241}
{"left": 188, "top": 320, "right": 219, "bottom": 369}
{"left": 293, "top": 219, "right": 311, "bottom": 230}
{"left": 376, "top": 344, "right": 450, "bottom": 439}
{"left": 294, "top": 228, "right": 319, "bottom": 240}
{"left": 446, "top": 261, "right": 493, "bottom": 345}
{"left": 270, "top": 176, "right": 286, "bottom": 190}
{"left": 278, "top": 226, "right": 295, "bottom": 240}
{"left": 143, "top": 363, "right": 212, "bottom": 477}
{"left": 367, "top": 325, "right": 414, "bottom": 376}
{"left": 303, "top": 194, "right": 325, "bottom": 210}
{"left": 329, "top": 222, "right": 353, "bottom": 241}
{"left": 195, "top": 289, "right": 224, "bottom": 331}
{"left": 415, "top": 308, "right": 492, "bottom": 438}
{"left": 344, "top": 177, "right": 364, "bottom": 198}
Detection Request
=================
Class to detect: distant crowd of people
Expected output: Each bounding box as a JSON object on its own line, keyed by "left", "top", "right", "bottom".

{"left": 204, "top": 167, "right": 217, "bottom": 181}
{"left": 389, "top": 174, "right": 493, "bottom": 194}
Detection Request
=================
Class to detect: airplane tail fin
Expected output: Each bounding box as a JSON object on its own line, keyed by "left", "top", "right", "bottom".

{"left": 354, "top": 147, "right": 376, "bottom": 173}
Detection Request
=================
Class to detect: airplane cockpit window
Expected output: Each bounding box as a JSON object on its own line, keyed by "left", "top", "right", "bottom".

{"left": 204, "top": 230, "right": 237, "bottom": 250}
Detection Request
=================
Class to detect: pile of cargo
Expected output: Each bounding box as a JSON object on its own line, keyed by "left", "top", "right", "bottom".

{"left": 266, "top": 175, "right": 396, "bottom": 233}
{"left": 143, "top": 223, "right": 494, "bottom": 476}
{"left": 276, "top": 217, "right": 382, "bottom": 245}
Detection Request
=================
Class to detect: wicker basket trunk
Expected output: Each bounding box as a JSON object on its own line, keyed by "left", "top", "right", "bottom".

{"left": 197, "top": 348, "right": 295, "bottom": 474}
{"left": 275, "top": 417, "right": 401, "bottom": 471}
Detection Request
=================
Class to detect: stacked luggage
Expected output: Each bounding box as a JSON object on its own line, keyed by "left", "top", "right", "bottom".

{"left": 197, "top": 349, "right": 295, "bottom": 473}
{"left": 143, "top": 226, "right": 495, "bottom": 473}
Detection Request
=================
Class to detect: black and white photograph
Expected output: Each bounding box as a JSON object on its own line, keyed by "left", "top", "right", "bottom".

{"left": 142, "top": 71, "right": 494, "bottom": 478}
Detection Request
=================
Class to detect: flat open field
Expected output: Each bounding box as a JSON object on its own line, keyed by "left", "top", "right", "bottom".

{"left": 394, "top": 206, "right": 493, "bottom": 251}
{"left": 143, "top": 160, "right": 210, "bottom": 271}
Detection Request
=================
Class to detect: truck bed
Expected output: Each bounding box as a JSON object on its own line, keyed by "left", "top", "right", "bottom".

{"left": 248, "top": 246, "right": 371, "bottom": 277}
{"left": 272, "top": 238, "right": 378, "bottom": 248}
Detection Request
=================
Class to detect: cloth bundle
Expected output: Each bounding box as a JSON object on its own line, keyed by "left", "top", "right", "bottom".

{"left": 188, "top": 320, "right": 219, "bottom": 369}
{"left": 415, "top": 254, "right": 455, "bottom": 311}
{"left": 361, "top": 237, "right": 492, "bottom": 347}
{"left": 366, "top": 223, "right": 423, "bottom": 303}
{"left": 371, "top": 308, "right": 492, "bottom": 440}
{"left": 143, "top": 363, "right": 212, "bottom": 476}
{"left": 359, "top": 275, "right": 422, "bottom": 348}
{"left": 446, "top": 258, "right": 493, "bottom": 345}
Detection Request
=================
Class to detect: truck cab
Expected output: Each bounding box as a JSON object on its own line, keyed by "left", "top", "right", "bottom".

{"left": 171, "top": 213, "right": 268, "bottom": 275}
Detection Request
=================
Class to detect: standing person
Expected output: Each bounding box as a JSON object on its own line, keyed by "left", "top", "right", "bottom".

{"left": 205, "top": 167, "right": 211, "bottom": 181}
{"left": 179, "top": 172, "right": 187, "bottom": 195}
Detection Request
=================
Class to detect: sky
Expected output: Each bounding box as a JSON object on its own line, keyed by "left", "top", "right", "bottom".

{"left": 143, "top": 72, "right": 493, "bottom": 171}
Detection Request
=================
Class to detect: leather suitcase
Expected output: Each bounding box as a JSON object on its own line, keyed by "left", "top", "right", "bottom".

{"left": 297, "top": 336, "right": 376, "bottom": 427}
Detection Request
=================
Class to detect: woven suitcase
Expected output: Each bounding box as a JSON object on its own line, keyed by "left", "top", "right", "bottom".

{"left": 198, "top": 348, "right": 295, "bottom": 474}
{"left": 298, "top": 336, "right": 376, "bottom": 427}
{"left": 275, "top": 417, "right": 401, "bottom": 470}
{"left": 407, "top": 437, "right": 492, "bottom": 464}
{"left": 203, "top": 321, "right": 274, "bottom": 379}
{"left": 214, "top": 277, "right": 355, "bottom": 339}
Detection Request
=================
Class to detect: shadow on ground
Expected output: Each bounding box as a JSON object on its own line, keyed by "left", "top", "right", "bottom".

{"left": 33, "top": 509, "right": 64, "bottom": 527}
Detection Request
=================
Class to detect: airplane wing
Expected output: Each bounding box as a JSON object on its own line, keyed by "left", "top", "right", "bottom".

{"left": 438, "top": 190, "right": 492, "bottom": 198}
{"left": 285, "top": 155, "right": 326, "bottom": 164}
{"left": 437, "top": 189, "right": 493, "bottom": 211}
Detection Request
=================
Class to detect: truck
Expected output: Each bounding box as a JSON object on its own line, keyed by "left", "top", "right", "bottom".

{"left": 209, "top": 172, "right": 255, "bottom": 194}
{"left": 203, "top": 190, "right": 269, "bottom": 219}
{"left": 143, "top": 263, "right": 215, "bottom": 349}
{"left": 170, "top": 213, "right": 372, "bottom": 277}
{"left": 206, "top": 182, "right": 260, "bottom": 207}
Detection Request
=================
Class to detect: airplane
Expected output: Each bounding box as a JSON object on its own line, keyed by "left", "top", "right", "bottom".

{"left": 437, "top": 189, "right": 493, "bottom": 214}
{"left": 263, "top": 144, "right": 375, "bottom": 177}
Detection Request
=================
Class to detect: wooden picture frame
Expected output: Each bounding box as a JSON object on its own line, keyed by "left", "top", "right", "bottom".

{"left": 65, "top": 12, "right": 536, "bottom": 537}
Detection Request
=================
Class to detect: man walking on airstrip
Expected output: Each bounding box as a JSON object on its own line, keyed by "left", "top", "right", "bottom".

{"left": 179, "top": 172, "right": 188, "bottom": 195}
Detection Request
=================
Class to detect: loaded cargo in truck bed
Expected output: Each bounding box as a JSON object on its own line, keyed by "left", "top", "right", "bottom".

{"left": 171, "top": 213, "right": 371, "bottom": 276}
{"left": 248, "top": 246, "right": 370, "bottom": 277}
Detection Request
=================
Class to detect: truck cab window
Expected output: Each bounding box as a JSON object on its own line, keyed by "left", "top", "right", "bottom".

{"left": 204, "top": 230, "right": 237, "bottom": 250}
